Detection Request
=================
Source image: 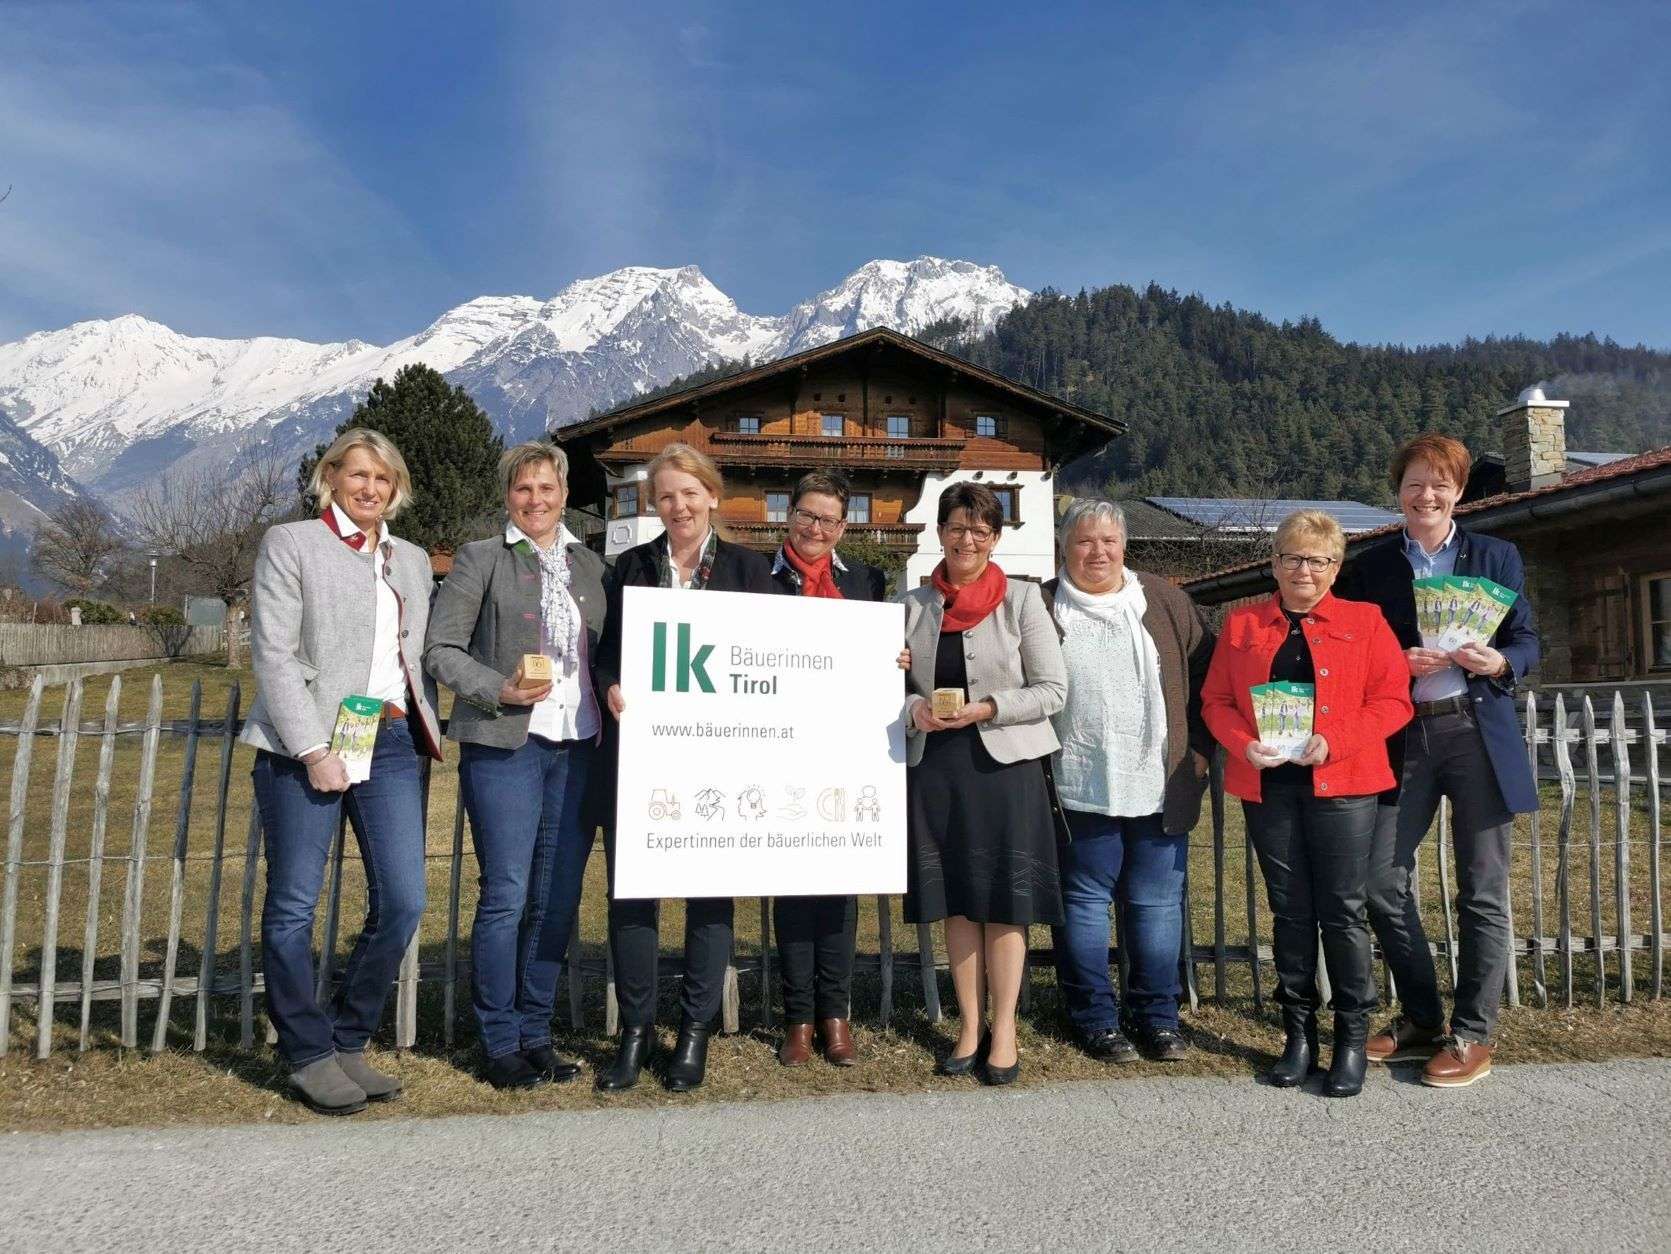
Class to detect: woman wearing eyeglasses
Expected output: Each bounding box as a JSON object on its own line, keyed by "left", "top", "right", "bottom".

{"left": 1201, "top": 510, "right": 1411, "bottom": 1098}
{"left": 765, "top": 470, "right": 889, "bottom": 1069}
{"left": 901, "top": 481, "right": 1067, "bottom": 1085}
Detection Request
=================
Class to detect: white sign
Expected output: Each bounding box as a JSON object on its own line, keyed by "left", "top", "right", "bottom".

{"left": 614, "top": 585, "right": 907, "bottom": 898}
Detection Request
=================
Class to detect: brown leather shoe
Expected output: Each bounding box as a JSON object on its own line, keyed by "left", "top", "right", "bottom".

{"left": 819, "top": 1017, "right": 858, "bottom": 1067}
{"left": 1421, "top": 1037, "right": 1494, "bottom": 1088}
{"left": 1366, "top": 1015, "right": 1446, "bottom": 1064}
{"left": 778, "top": 1023, "right": 814, "bottom": 1067}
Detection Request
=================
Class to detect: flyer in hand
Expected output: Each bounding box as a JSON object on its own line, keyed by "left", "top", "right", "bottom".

{"left": 329, "top": 695, "right": 383, "bottom": 784}
{"left": 1251, "top": 681, "right": 1314, "bottom": 761}
{"left": 1413, "top": 575, "right": 1517, "bottom": 652}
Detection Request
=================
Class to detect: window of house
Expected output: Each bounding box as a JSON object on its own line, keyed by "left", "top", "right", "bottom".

{"left": 847, "top": 493, "right": 871, "bottom": 524}
{"left": 613, "top": 484, "right": 640, "bottom": 518}
{"left": 974, "top": 414, "right": 1007, "bottom": 439}
{"left": 821, "top": 414, "right": 844, "bottom": 438}
{"left": 765, "top": 491, "right": 791, "bottom": 523}
{"left": 735, "top": 415, "right": 761, "bottom": 434}
{"left": 990, "top": 485, "right": 1020, "bottom": 524}
{"left": 886, "top": 414, "right": 911, "bottom": 439}
{"left": 1645, "top": 571, "right": 1671, "bottom": 670}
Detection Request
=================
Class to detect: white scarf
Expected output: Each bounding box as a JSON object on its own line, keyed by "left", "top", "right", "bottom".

{"left": 1051, "top": 567, "right": 1169, "bottom": 817}
{"left": 509, "top": 524, "right": 580, "bottom": 660}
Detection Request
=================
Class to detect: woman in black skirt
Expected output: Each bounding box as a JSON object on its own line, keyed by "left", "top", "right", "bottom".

{"left": 900, "top": 482, "right": 1068, "bottom": 1084}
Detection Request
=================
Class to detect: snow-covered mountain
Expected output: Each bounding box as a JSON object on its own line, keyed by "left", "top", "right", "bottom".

{"left": 0, "top": 256, "right": 1028, "bottom": 504}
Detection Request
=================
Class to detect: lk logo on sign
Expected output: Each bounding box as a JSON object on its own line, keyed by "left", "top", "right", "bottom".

{"left": 650, "top": 621, "right": 716, "bottom": 693}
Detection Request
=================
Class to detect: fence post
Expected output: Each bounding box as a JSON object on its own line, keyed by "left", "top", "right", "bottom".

{"left": 80, "top": 677, "right": 124, "bottom": 1050}
{"left": 193, "top": 683, "right": 241, "bottom": 1052}
{"left": 877, "top": 895, "right": 895, "bottom": 1029}
{"left": 35, "top": 680, "right": 84, "bottom": 1059}
{"left": 1525, "top": 693, "right": 1548, "bottom": 1007}
{"left": 151, "top": 680, "right": 204, "bottom": 1051}
{"left": 1611, "top": 693, "right": 1633, "bottom": 1003}
{"left": 1644, "top": 693, "right": 1663, "bottom": 1000}
{"left": 443, "top": 790, "right": 466, "bottom": 1049}
{"left": 0, "top": 676, "right": 44, "bottom": 1057}
{"left": 238, "top": 808, "right": 262, "bottom": 1050}
{"left": 1436, "top": 798, "right": 1459, "bottom": 991}
{"left": 1582, "top": 695, "right": 1605, "bottom": 1006}
{"left": 917, "top": 922, "right": 941, "bottom": 1023}
{"left": 1553, "top": 694, "right": 1577, "bottom": 1007}
{"left": 1210, "top": 752, "right": 1227, "bottom": 1002}
{"left": 118, "top": 675, "right": 165, "bottom": 1048}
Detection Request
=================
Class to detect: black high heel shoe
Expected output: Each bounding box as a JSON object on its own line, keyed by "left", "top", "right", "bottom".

{"left": 663, "top": 1017, "right": 714, "bottom": 1092}
{"left": 596, "top": 1026, "right": 652, "bottom": 1092}
{"left": 981, "top": 1054, "right": 1021, "bottom": 1086}
{"left": 937, "top": 1030, "right": 990, "bottom": 1076}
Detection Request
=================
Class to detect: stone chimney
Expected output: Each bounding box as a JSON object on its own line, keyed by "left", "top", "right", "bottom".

{"left": 1497, "top": 383, "right": 1568, "bottom": 492}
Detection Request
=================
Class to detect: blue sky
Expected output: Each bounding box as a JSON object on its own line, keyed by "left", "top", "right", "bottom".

{"left": 2, "top": 0, "right": 1667, "bottom": 348}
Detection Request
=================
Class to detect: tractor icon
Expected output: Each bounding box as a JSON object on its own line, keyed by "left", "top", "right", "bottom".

{"left": 648, "top": 789, "right": 681, "bottom": 821}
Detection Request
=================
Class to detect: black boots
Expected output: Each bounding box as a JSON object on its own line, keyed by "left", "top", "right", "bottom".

{"left": 596, "top": 1026, "right": 652, "bottom": 1092}
{"left": 1324, "top": 1014, "right": 1369, "bottom": 1098}
{"left": 663, "top": 1017, "right": 714, "bottom": 1092}
{"left": 1266, "top": 1009, "right": 1320, "bottom": 1087}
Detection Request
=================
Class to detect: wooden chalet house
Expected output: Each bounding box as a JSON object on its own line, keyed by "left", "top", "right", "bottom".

{"left": 554, "top": 328, "right": 1123, "bottom": 586}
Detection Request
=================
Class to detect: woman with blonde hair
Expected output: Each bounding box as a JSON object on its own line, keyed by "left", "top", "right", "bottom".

{"left": 1201, "top": 509, "right": 1411, "bottom": 1098}
{"left": 592, "top": 442, "right": 773, "bottom": 1092}
{"left": 242, "top": 428, "right": 443, "bottom": 1114}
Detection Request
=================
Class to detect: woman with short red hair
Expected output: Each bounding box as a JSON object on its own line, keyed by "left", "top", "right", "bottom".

{"left": 1337, "top": 432, "right": 1541, "bottom": 1090}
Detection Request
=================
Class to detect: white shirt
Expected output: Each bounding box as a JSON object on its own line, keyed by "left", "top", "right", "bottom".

{"left": 300, "top": 505, "right": 405, "bottom": 761}
{"left": 1050, "top": 569, "right": 1169, "bottom": 818}
{"left": 664, "top": 530, "right": 714, "bottom": 590}
{"left": 508, "top": 523, "right": 601, "bottom": 743}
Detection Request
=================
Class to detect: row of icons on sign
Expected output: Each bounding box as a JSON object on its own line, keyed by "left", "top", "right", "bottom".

{"left": 647, "top": 785, "right": 882, "bottom": 823}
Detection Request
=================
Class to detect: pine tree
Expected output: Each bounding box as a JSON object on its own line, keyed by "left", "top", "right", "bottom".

{"left": 297, "top": 364, "right": 505, "bottom": 552}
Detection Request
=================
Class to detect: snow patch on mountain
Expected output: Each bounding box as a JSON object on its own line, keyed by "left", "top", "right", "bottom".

{"left": 0, "top": 257, "right": 1030, "bottom": 497}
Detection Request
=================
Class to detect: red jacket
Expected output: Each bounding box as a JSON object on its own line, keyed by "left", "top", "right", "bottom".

{"left": 1202, "top": 592, "right": 1413, "bottom": 803}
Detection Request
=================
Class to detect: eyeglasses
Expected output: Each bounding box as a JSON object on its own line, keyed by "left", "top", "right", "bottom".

{"left": 1276, "top": 553, "right": 1336, "bottom": 573}
{"left": 944, "top": 525, "right": 996, "bottom": 543}
{"left": 790, "top": 507, "right": 845, "bottom": 532}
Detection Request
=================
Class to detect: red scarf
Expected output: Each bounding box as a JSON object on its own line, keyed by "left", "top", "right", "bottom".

{"left": 782, "top": 543, "right": 843, "bottom": 599}
{"left": 932, "top": 561, "right": 1007, "bottom": 632}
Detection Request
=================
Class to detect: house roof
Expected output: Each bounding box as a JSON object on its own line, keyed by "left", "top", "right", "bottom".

{"left": 1122, "top": 499, "right": 1209, "bottom": 540}
{"left": 1181, "top": 444, "right": 1671, "bottom": 603}
{"left": 555, "top": 326, "right": 1124, "bottom": 442}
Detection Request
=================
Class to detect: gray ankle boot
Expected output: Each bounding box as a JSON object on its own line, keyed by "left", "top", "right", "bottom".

{"left": 335, "top": 1050, "right": 403, "bottom": 1101}
{"left": 289, "top": 1055, "right": 368, "bottom": 1115}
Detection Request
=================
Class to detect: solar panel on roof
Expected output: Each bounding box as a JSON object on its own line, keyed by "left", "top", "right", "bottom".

{"left": 1147, "top": 497, "right": 1399, "bottom": 534}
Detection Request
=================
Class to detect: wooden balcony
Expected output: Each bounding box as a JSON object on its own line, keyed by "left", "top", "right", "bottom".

{"left": 707, "top": 432, "right": 967, "bottom": 472}
{"left": 723, "top": 520, "right": 927, "bottom": 553}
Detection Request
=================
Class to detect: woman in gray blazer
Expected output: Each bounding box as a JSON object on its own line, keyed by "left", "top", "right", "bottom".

{"left": 901, "top": 482, "right": 1067, "bottom": 1085}
{"left": 242, "top": 429, "right": 443, "bottom": 1116}
{"left": 424, "top": 441, "right": 608, "bottom": 1091}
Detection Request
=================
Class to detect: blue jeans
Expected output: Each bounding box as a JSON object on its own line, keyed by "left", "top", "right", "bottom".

{"left": 461, "top": 735, "right": 596, "bottom": 1058}
{"left": 253, "top": 719, "right": 427, "bottom": 1068}
{"left": 1050, "top": 810, "right": 1187, "bottom": 1034}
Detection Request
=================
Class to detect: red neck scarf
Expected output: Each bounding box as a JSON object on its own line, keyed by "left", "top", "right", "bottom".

{"left": 782, "top": 543, "right": 843, "bottom": 599}
{"left": 933, "top": 561, "right": 1007, "bottom": 632}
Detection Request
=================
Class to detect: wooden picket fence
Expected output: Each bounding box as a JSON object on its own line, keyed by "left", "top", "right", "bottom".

{"left": 0, "top": 675, "right": 1665, "bottom": 1060}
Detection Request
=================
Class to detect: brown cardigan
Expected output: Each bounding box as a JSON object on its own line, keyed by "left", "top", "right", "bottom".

{"left": 1041, "top": 572, "right": 1217, "bottom": 836}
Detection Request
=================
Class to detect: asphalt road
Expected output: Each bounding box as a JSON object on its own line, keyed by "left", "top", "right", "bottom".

{"left": 5, "top": 1059, "right": 1669, "bottom": 1252}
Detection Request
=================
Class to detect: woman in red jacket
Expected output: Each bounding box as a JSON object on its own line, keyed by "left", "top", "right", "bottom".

{"left": 1203, "top": 510, "right": 1412, "bottom": 1098}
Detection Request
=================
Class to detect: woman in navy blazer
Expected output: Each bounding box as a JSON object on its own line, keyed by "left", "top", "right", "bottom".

{"left": 1336, "top": 433, "right": 1540, "bottom": 1089}
{"left": 591, "top": 443, "right": 773, "bottom": 1094}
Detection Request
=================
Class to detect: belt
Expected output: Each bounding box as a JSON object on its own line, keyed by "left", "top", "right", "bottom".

{"left": 1413, "top": 695, "right": 1470, "bottom": 719}
{"left": 380, "top": 703, "right": 406, "bottom": 722}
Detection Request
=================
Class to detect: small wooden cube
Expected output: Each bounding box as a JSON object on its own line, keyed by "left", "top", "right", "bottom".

{"left": 515, "top": 654, "right": 553, "bottom": 688}
{"left": 931, "top": 687, "right": 966, "bottom": 719}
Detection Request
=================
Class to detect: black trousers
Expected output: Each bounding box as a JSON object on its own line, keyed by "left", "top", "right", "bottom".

{"left": 773, "top": 895, "right": 857, "bottom": 1022}
{"left": 603, "top": 831, "right": 733, "bottom": 1028}
{"left": 1243, "top": 783, "right": 1378, "bottom": 1019}
{"left": 1366, "top": 709, "right": 1514, "bottom": 1041}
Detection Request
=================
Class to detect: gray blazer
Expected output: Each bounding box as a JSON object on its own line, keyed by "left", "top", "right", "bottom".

{"left": 901, "top": 576, "right": 1067, "bottom": 767}
{"left": 423, "top": 534, "right": 609, "bottom": 748}
{"left": 240, "top": 518, "right": 443, "bottom": 760}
